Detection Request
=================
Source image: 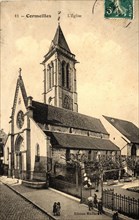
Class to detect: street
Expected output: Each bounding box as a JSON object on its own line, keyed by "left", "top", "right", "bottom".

{"left": 0, "top": 182, "right": 50, "bottom": 220}
{"left": 0, "top": 177, "right": 112, "bottom": 220}
{"left": 2, "top": 176, "right": 138, "bottom": 220}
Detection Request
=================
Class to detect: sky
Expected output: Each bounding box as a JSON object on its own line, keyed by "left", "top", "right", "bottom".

{"left": 0, "top": 0, "right": 139, "bottom": 134}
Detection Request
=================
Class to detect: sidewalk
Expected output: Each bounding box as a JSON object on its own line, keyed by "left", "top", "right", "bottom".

{"left": 0, "top": 176, "right": 135, "bottom": 220}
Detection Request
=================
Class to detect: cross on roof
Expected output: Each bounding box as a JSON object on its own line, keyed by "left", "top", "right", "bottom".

{"left": 58, "top": 11, "right": 61, "bottom": 25}
{"left": 19, "top": 68, "right": 22, "bottom": 76}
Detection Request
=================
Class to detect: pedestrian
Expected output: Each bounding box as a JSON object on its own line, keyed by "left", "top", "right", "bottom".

{"left": 112, "top": 211, "right": 119, "bottom": 220}
{"left": 95, "top": 175, "right": 99, "bottom": 192}
{"left": 87, "top": 196, "right": 93, "bottom": 211}
{"left": 94, "top": 193, "right": 98, "bottom": 208}
{"left": 56, "top": 202, "right": 61, "bottom": 216}
{"left": 53, "top": 202, "right": 57, "bottom": 216}
{"left": 98, "top": 198, "right": 103, "bottom": 215}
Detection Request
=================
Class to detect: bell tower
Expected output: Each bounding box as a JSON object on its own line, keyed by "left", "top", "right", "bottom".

{"left": 41, "top": 24, "right": 78, "bottom": 112}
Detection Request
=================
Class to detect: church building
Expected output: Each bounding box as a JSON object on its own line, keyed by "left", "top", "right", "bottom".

{"left": 4, "top": 24, "right": 120, "bottom": 182}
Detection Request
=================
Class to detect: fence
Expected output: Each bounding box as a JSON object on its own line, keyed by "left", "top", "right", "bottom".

{"left": 50, "top": 177, "right": 81, "bottom": 198}
{"left": 103, "top": 189, "right": 139, "bottom": 219}
{"left": 50, "top": 177, "right": 92, "bottom": 201}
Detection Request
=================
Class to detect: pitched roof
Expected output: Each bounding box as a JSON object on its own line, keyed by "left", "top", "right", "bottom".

{"left": 11, "top": 74, "right": 28, "bottom": 117}
{"left": 49, "top": 24, "right": 71, "bottom": 53}
{"left": 45, "top": 132, "right": 119, "bottom": 151}
{"left": 103, "top": 115, "right": 139, "bottom": 144}
{"left": 32, "top": 101, "right": 108, "bottom": 134}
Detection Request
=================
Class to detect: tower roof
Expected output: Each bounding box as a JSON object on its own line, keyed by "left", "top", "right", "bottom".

{"left": 42, "top": 24, "right": 77, "bottom": 64}
{"left": 49, "top": 24, "right": 71, "bottom": 53}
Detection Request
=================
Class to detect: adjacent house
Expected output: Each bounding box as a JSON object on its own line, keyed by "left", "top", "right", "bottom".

{"left": 102, "top": 115, "right": 139, "bottom": 160}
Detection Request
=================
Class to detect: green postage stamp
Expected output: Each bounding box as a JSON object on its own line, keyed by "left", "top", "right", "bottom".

{"left": 105, "top": 0, "right": 133, "bottom": 19}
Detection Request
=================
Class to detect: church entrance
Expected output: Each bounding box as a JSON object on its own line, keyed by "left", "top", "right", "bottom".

{"left": 14, "top": 135, "right": 26, "bottom": 179}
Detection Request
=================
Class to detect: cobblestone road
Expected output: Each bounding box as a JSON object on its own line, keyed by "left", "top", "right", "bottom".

{"left": 0, "top": 183, "right": 51, "bottom": 220}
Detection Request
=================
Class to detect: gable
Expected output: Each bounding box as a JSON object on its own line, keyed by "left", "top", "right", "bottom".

{"left": 11, "top": 74, "right": 27, "bottom": 118}
{"left": 12, "top": 86, "right": 27, "bottom": 133}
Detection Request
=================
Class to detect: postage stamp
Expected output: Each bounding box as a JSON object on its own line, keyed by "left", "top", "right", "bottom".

{"left": 105, "top": 0, "right": 133, "bottom": 19}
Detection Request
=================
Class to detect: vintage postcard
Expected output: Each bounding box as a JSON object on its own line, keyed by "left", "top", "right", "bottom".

{"left": 1, "top": 1, "right": 139, "bottom": 220}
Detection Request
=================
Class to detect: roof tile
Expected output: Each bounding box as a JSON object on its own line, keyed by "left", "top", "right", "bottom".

{"left": 45, "top": 131, "right": 119, "bottom": 151}
{"left": 32, "top": 101, "right": 108, "bottom": 134}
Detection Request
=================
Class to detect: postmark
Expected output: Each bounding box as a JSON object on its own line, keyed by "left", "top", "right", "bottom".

{"left": 105, "top": 0, "right": 133, "bottom": 19}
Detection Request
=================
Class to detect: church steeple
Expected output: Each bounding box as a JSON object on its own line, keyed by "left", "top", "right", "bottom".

{"left": 49, "top": 24, "right": 71, "bottom": 53}
{"left": 41, "top": 25, "right": 78, "bottom": 112}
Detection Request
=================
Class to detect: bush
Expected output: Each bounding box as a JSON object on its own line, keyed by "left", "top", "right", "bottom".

{"left": 103, "top": 170, "right": 119, "bottom": 181}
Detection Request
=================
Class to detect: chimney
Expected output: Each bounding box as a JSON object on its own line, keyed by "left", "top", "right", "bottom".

{"left": 27, "top": 96, "right": 33, "bottom": 108}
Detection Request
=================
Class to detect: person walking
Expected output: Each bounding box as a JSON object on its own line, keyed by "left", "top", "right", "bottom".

{"left": 98, "top": 198, "right": 103, "bottom": 215}
{"left": 112, "top": 211, "right": 119, "bottom": 220}
{"left": 87, "top": 196, "right": 93, "bottom": 211}
{"left": 94, "top": 193, "right": 98, "bottom": 208}
{"left": 53, "top": 202, "right": 57, "bottom": 216}
{"left": 56, "top": 202, "right": 61, "bottom": 216}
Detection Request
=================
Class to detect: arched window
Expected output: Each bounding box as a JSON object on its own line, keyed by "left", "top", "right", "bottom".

{"left": 51, "top": 62, "right": 54, "bottom": 87}
{"left": 66, "top": 64, "right": 69, "bottom": 88}
{"left": 49, "top": 67, "right": 51, "bottom": 89}
{"left": 62, "top": 61, "right": 66, "bottom": 87}
{"left": 47, "top": 65, "right": 49, "bottom": 90}
{"left": 35, "top": 143, "right": 40, "bottom": 162}
{"left": 47, "top": 64, "right": 51, "bottom": 90}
